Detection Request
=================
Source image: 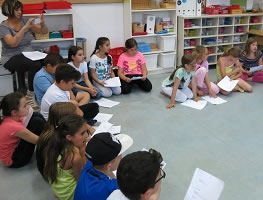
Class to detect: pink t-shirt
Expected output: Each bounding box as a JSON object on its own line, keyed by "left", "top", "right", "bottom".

{"left": 117, "top": 51, "right": 145, "bottom": 75}
{"left": 0, "top": 117, "right": 25, "bottom": 166}
{"left": 195, "top": 60, "right": 209, "bottom": 72}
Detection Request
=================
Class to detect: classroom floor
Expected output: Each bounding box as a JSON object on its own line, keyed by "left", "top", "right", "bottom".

{"left": 1, "top": 70, "right": 263, "bottom": 200}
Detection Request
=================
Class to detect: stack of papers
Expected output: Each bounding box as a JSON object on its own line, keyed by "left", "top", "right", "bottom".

{"left": 184, "top": 168, "right": 224, "bottom": 200}
{"left": 22, "top": 51, "right": 47, "bottom": 61}
{"left": 93, "top": 113, "right": 121, "bottom": 135}
{"left": 94, "top": 113, "right": 113, "bottom": 123}
{"left": 217, "top": 76, "right": 239, "bottom": 92}
{"left": 104, "top": 77, "right": 121, "bottom": 87}
{"left": 181, "top": 100, "right": 207, "bottom": 110}
{"left": 95, "top": 98, "right": 120, "bottom": 108}
{"left": 202, "top": 96, "right": 227, "bottom": 105}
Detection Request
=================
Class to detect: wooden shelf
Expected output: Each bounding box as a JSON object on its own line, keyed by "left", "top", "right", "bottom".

{"left": 24, "top": 11, "right": 72, "bottom": 17}
{"left": 132, "top": 32, "right": 176, "bottom": 38}
{"left": 31, "top": 38, "right": 74, "bottom": 43}
{"left": 142, "top": 50, "right": 176, "bottom": 55}
{"left": 132, "top": 8, "right": 176, "bottom": 12}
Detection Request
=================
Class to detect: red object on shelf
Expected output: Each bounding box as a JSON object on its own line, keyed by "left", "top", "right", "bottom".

{"left": 132, "top": 32, "right": 147, "bottom": 36}
{"left": 184, "top": 20, "right": 192, "bottom": 28}
{"left": 184, "top": 49, "right": 192, "bottom": 55}
{"left": 23, "top": 3, "right": 44, "bottom": 10}
{"left": 60, "top": 30, "right": 73, "bottom": 38}
{"left": 205, "top": 6, "right": 220, "bottom": 15}
{"left": 251, "top": 17, "right": 260, "bottom": 23}
{"left": 230, "top": 5, "right": 240, "bottom": 9}
{"left": 50, "top": 45, "right": 60, "bottom": 54}
{"left": 109, "top": 47, "right": 124, "bottom": 66}
{"left": 190, "top": 40, "right": 196, "bottom": 46}
{"left": 23, "top": 9, "right": 44, "bottom": 14}
{"left": 44, "top": 1, "right": 72, "bottom": 9}
{"left": 207, "top": 47, "right": 214, "bottom": 54}
{"left": 236, "top": 26, "right": 244, "bottom": 33}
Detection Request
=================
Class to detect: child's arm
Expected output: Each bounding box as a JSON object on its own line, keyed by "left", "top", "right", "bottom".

{"left": 90, "top": 68, "right": 105, "bottom": 86}
{"left": 69, "top": 90, "right": 79, "bottom": 106}
{"left": 204, "top": 72, "right": 216, "bottom": 97}
{"left": 72, "top": 147, "right": 86, "bottom": 181}
{"left": 141, "top": 64, "right": 148, "bottom": 81}
{"left": 118, "top": 68, "right": 131, "bottom": 83}
{"left": 14, "top": 129, "right": 39, "bottom": 144}
{"left": 191, "top": 77, "right": 199, "bottom": 102}
{"left": 218, "top": 58, "right": 240, "bottom": 78}
{"left": 167, "top": 78, "right": 180, "bottom": 109}
{"left": 111, "top": 67, "right": 116, "bottom": 78}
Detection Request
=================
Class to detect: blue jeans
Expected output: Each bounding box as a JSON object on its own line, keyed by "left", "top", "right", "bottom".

{"left": 72, "top": 81, "right": 102, "bottom": 99}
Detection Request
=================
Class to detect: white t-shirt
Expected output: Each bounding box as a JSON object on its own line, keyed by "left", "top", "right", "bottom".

{"left": 40, "top": 83, "right": 70, "bottom": 120}
{"left": 68, "top": 61, "right": 88, "bottom": 82}
{"left": 89, "top": 54, "right": 112, "bottom": 81}
{"left": 107, "top": 190, "right": 129, "bottom": 200}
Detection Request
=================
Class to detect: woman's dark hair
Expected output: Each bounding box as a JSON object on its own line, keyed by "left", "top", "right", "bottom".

{"left": 90, "top": 37, "right": 112, "bottom": 65}
{"left": 67, "top": 46, "right": 83, "bottom": 63}
{"left": 117, "top": 149, "right": 164, "bottom": 200}
{"left": 0, "top": 92, "right": 24, "bottom": 123}
{"left": 2, "top": 0, "right": 23, "bottom": 17}
{"left": 55, "top": 63, "right": 81, "bottom": 83}
{"left": 244, "top": 37, "right": 259, "bottom": 57}
{"left": 169, "top": 54, "right": 196, "bottom": 81}
{"left": 125, "top": 38, "right": 138, "bottom": 50}
{"left": 43, "top": 114, "right": 86, "bottom": 184}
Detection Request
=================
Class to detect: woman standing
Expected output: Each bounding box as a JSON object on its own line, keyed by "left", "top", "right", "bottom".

{"left": 0, "top": 0, "right": 48, "bottom": 107}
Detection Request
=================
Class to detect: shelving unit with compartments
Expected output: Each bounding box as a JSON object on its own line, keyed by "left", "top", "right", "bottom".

{"left": 124, "top": 0, "right": 177, "bottom": 74}
{"left": 177, "top": 13, "right": 263, "bottom": 66}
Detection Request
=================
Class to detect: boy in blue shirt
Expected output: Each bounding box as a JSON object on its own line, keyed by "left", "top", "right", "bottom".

{"left": 74, "top": 132, "right": 133, "bottom": 200}
{"left": 33, "top": 53, "right": 64, "bottom": 104}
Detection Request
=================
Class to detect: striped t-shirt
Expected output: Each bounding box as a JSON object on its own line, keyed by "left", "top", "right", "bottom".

{"left": 239, "top": 50, "right": 263, "bottom": 70}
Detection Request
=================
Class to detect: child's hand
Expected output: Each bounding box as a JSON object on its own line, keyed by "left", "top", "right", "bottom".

{"left": 234, "top": 67, "right": 241, "bottom": 74}
{"left": 209, "top": 89, "right": 216, "bottom": 98}
{"left": 99, "top": 81, "right": 105, "bottom": 87}
{"left": 194, "top": 96, "right": 199, "bottom": 102}
{"left": 142, "top": 75, "right": 147, "bottom": 81}
{"left": 125, "top": 77, "right": 131, "bottom": 83}
{"left": 166, "top": 103, "right": 175, "bottom": 109}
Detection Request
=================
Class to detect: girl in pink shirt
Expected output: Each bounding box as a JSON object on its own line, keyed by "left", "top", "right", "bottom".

{"left": 118, "top": 38, "right": 152, "bottom": 94}
{"left": 192, "top": 46, "right": 219, "bottom": 97}
{"left": 0, "top": 92, "right": 45, "bottom": 168}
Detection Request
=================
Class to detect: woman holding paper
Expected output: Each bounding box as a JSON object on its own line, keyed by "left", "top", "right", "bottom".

{"left": 90, "top": 37, "right": 121, "bottom": 97}
{"left": 0, "top": 0, "right": 48, "bottom": 103}
{"left": 239, "top": 38, "right": 263, "bottom": 82}
{"left": 216, "top": 47, "right": 252, "bottom": 94}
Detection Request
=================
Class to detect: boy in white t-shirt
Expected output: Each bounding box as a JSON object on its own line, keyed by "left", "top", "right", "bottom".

{"left": 108, "top": 149, "right": 165, "bottom": 200}
{"left": 40, "top": 64, "right": 99, "bottom": 124}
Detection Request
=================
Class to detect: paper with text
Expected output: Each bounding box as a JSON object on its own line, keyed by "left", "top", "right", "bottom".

{"left": 202, "top": 96, "right": 227, "bottom": 105}
{"left": 217, "top": 76, "right": 239, "bottom": 92}
{"left": 181, "top": 100, "right": 207, "bottom": 110}
{"left": 95, "top": 98, "right": 120, "bottom": 108}
{"left": 94, "top": 113, "right": 113, "bottom": 123}
{"left": 104, "top": 77, "right": 121, "bottom": 87}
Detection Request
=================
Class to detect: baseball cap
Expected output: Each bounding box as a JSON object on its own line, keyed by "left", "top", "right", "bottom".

{"left": 85, "top": 132, "right": 133, "bottom": 165}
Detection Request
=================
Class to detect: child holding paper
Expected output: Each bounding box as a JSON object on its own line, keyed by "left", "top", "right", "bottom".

{"left": 118, "top": 38, "right": 152, "bottom": 94}
{"left": 192, "top": 46, "right": 219, "bottom": 97}
{"left": 217, "top": 47, "right": 252, "bottom": 94}
{"left": 161, "top": 54, "right": 199, "bottom": 109}
{"left": 240, "top": 38, "right": 263, "bottom": 82}
{"left": 90, "top": 37, "right": 121, "bottom": 97}
{"left": 68, "top": 46, "right": 101, "bottom": 99}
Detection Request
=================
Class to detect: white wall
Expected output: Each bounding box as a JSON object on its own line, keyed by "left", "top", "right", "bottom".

{"left": 72, "top": 3, "right": 124, "bottom": 60}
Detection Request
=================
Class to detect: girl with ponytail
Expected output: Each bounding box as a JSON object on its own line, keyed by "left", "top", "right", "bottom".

{"left": 44, "top": 114, "right": 90, "bottom": 200}
{"left": 161, "top": 54, "right": 199, "bottom": 109}
{"left": 217, "top": 47, "right": 252, "bottom": 94}
{"left": 67, "top": 46, "right": 101, "bottom": 99}
{"left": 90, "top": 37, "right": 122, "bottom": 97}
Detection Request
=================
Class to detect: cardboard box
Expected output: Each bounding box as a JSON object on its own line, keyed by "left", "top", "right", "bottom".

{"left": 132, "top": 23, "right": 145, "bottom": 33}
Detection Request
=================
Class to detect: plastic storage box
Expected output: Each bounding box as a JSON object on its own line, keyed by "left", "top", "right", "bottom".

{"left": 158, "top": 52, "right": 176, "bottom": 68}
{"left": 144, "top": 54, "right": 158, "bottom": 69}
{"left": 157, "top": 35, "right": 176, "bottom": 51}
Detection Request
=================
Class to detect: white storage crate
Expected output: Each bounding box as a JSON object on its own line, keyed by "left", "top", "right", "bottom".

{"left": 157, "top": 35, "right": 176, "bottom": 51}
{"left": 158, "top": 52, "right": 176, "bottom": 68}
{"left": 144, "top": 53, "right": 158, "bottom": 69}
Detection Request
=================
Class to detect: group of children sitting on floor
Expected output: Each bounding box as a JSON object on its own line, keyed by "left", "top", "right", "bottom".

{"left": 0, "top": 36, "right": 262, "bottom": 199}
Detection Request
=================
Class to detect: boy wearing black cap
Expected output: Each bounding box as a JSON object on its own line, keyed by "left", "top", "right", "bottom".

{"left": 74, "top": 132, "right": 133, "bottom": 200}
{"left": 107, "top": 149, "right": 165, "bottom": 200}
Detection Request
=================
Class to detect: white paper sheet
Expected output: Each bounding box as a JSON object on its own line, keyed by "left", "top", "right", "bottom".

{"left": 95, "top": 98, "right": 120, "bottom": 108}
{"left": 181, "top": 100, "right": 207, "bottom": 110}
{"left": 93, "top": 121, "right": 113, "bottom": 136}
{"left": 217, "top": 76, "right": 239, "bottom": 92}
{"left": 104, "top": 77, "right": 121, "bottom": 87}
{"left": 94, "top": 113, "right": 113, "bottom": 123}
{"left": 202, "top": 96, "right": 227, "bottom": 105}
{"left": 141, "top": 148, "right": 167, "bottom": 169}
{"left": 22, "top": 106, "right": 33, "bottom": 127}
{"left": 130, "top": 76, "right": 142, "bottom": 81}
{"left": 22, "top": 51, "right": 47, "bottom": 61}
{"left": 184, "top": 168, "right": 224, "bottom": 200}
{"left": 249, "top": 65, "right": 263, "bottom": 73}
{"left": 109, "top": 126, "right": 121, "bottom": 135}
